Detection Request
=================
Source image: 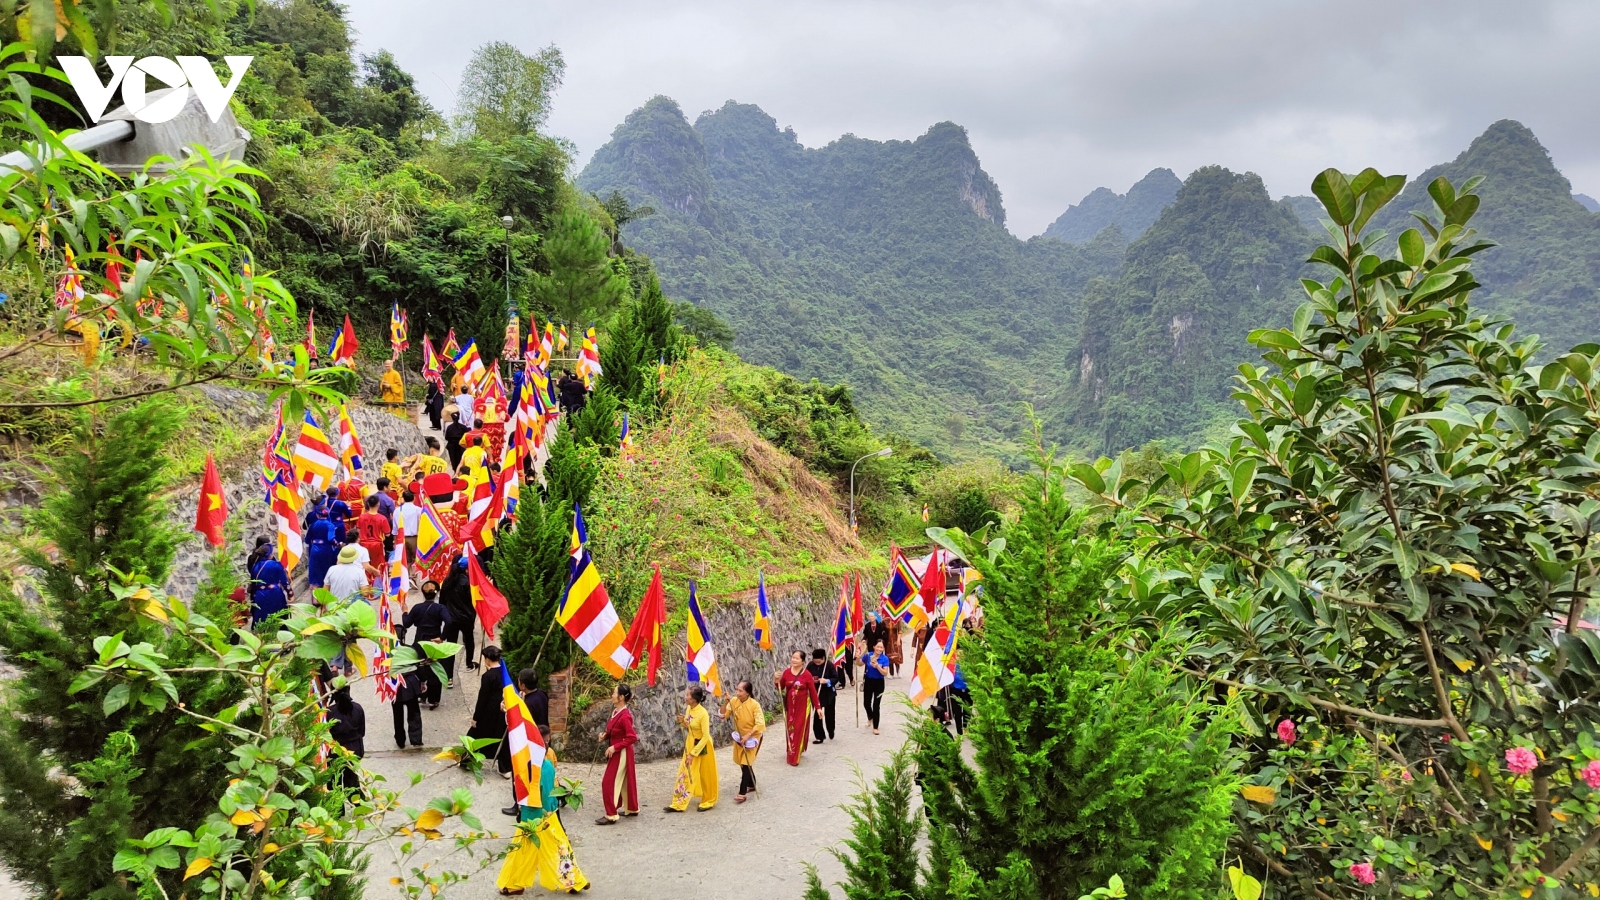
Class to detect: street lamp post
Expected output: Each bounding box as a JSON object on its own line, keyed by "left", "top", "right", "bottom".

{"left": 849, "top": 447, "right": 893, "bottom": 536}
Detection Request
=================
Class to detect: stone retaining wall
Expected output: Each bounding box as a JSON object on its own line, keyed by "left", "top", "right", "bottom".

{"left": 563, "top": 578, "right": 846, "bottom": 763}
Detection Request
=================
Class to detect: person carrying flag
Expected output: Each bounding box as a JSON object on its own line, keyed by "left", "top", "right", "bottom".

{"left": 720, "top": 680, "right": 765, "bottom": 803}
{"left": 806, "top": 648, "right": 844, "bottom": 744}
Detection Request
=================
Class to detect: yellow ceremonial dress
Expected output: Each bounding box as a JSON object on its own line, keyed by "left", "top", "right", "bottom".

{"left": 496, "top": 751, "right": 589, "bottom": 894}
{"left": 668, "top": 703, "right": 718, "bottom": 811}
{"left": 723, "top": 695, "right": 765, "bottom": 766}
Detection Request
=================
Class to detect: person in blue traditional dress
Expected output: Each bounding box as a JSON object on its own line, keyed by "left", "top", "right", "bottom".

{"left": 305, "top": 506, "right": 340, "bottom": 588}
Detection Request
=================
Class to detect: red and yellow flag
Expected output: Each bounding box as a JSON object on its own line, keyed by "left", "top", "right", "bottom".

{"left": 193, "top": 452, "right": 228, "bottom": 547}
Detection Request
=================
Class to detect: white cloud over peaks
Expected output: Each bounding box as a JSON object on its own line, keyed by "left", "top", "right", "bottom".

{"left": 343, "top": 0, "right": 1600, "bottom": 236}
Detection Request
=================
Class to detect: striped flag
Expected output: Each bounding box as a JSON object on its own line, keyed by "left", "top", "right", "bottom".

{"left": 453, "top": 339, "right": 486, "bottom": 390}
{"left": 558, "top": 506, "right": 633, "bottom": 678}
{"left": 327, "top": 313, "right": 358, "bottom": 364}
{"left": 752, "top": 571, "right": 772, "bottom": 651}
{"left": 421, "top": 334, "right": 442, "bottom": 385}
{"left": 270, "top": 471, "right": 303, "bottom": 570}
{"left": 500, "top": 663, "right": 548, "bottom": 810}
{"left": 576, "top": 326, "right": 602, "bottom": 387}
{"left": 619, "top": 412, "right": 635, "bottom": 461}
{"left": 911, "top": 595, "right": 965, "bottom": 704}
{"left": 334, "top": 404, "right": 364, "bottom": 476}
{"left": 415, "top": 501, "right": 450, "bottom": 563}
{"left": 556, "top": 323, "right": 568, "bottom": 353}
{"left": 466, "top": 543, "right": 509, "bottom": 639}
{"left": 830, "top": 580, "right": 850, "bottom": 664}
{"left": 260, "top": 406, "right": 293, "bottom": 500}
{"left": 685, "top": 581, "right": 721, "bottom": 697}
{"left": 880, "top": 546, "right": 920, "bottom": 622}
{"left": 373, "top": 594, "right": 398, "bottom": 703}
{"left": 293, "top": 410, "right": 338, "bottom": 491}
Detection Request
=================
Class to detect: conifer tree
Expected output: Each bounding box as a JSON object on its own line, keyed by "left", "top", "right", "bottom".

{"left": 603, "top": 272, "right": 684, "bottom": 410}
{"left": 817, "top": 440, "right": 1238, "bottom": 900}
{"left": 0, "top": 400, "right": 235, "bottom": 898}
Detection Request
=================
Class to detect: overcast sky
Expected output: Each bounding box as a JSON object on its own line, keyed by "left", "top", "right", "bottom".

{"left": 341, "top": 0, "right": 1600, "bottom": 237}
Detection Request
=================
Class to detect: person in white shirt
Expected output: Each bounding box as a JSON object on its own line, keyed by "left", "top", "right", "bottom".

{"left": 397, "top": 489, "right": 423, "bottom": 565}
{"left": 454, "top": 389, "right": 474, "bottom": 426}
{"left": 324, "top": 544, "right": 369, "bottom": 603}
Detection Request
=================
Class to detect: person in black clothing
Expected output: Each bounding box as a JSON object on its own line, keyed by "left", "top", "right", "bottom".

{"left": 439, "top": 559, "right": 476, "bottom": 686}
{"left": 807, "top": 648, "right": 843, "bottom": 743}
{"left": 326, "top": 686, "right": 366, "bottom": 794}
{"left": 466, "top": 646, "right": 507, "bottom": 770}
{"left": 392, "top": 668, "right": 424, "bottom": 749}
{"left": 401, "top": 580, "right": 452, "bottom": 708}
{"left": 443, "top": 411, "right": 469, "bottom": 471}
{"left": 557, "top": 372, "right": 588, "bottom": 416}
{"left": 424, "top": 380, "right": 445, "bottom": 431}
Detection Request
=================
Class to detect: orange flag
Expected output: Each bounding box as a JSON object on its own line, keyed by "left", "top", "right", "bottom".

{"left": 622, "top": 564, "right": 667, "bottom": 686}
{"left": 194, "top": 452, "right": 228, "bottom": 547}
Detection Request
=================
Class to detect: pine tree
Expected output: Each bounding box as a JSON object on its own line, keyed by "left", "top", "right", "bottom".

{"left": 826, "top": 442, "right": 1238, "bottom": 900}
{"left": 567, "top": 384, "right": 621, "bottom": 453}
{"left": 0, "top": 400, "right": 235, "bottom": 897}
{"left": 833, "top": 748, "right": 922, "bottom": 900}
{"left": 602, "top": 271, "right": 684, "bottom": 410}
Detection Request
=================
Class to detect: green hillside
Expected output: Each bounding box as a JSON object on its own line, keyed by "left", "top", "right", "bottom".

{"left": 1041, "top": 167, "right": 1181, "bottom": 244}
{"left": 1367, "top": 120, "right": 1600, "bottom": 347}
{"left": 1060, "top": 166, "right": 1312, "bottom": 453}
{"left": 578, "top": 98, "right": 1118, "bottom": 461}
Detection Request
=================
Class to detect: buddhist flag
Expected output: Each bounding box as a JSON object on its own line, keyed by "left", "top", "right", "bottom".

{"left": 623, "top": 563, "right": 667, "bottom": 687}
{"left": 374, "top": 593, "right": 398, "bottom": 703}
{"left": 327, "top": 313, "right": 358, "bottom": 364}
{"left": 752, "top": 571, "right": 772, "bottom": 651}
{"left": 270, "top": 471, "right": 303, "bottom": 570}
{"left": 415, "top": 500, "right": 450, "bottom": 563}
{"left": 466, "top": 543, "right": 509, "bottom": 639}
{"left": 576, "top": 326, "right": 602, "bottom": 387}
{"left": 334, "top": 404, "right": 364, "bottom": 476}
{"left": 193, "top": 452, "right": 228, "bottom": 547}
{"left": 293, "top": 410, "right": 338, "bottom": 491}
{"left": 909, "top": 549, "right": 945, "bottom": 629}
{"left": 685, "top": 580, "right": 721, "bottom": 697}
{"left": 453, "top": 339, "right": 486, "bottom": 390}
{"left": 830, "top": 581, "right": 850, "bottom": 664}
{"left": 558, "top": 506, "right": 634, "bottom": 678}
{"left": 911, "top": 595, "right": 965, "bottom": 704}
{"left": 556, "top": 323, "right": 569, "bottom": 353}
{"left": 421, "top": 334, "right": 442, "bottom": 385}
{"left": 501, "top": 664, "right": 548, "bottom": 810}
{"left": 880, "top": 546, "right": 919, "bottom": 622}
{"left": 619, "top": 412, "right": 635, "bottom": 461}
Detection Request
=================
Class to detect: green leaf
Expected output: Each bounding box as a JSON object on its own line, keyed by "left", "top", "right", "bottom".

{"left": 1311, "top": 168, "right": 1356, "bottom": 226}
{"left": 103, "top": 682, "right": 130, "bottom": 716}
{"left": 1249, "top": 329, "right": 1303, "bottom": 351}
{"left": 1229, "top": 866, "right": 1263, "bottom": 900}
{"left": 1264, "top": 567, "right": 1299, "bottom": 602}
{"left": 1427, "top": 176, "right": 1457, "bottom": 213}
{"left": 1068, "top": 462, "right": 1106, "bottom": 495}
{"left": 1398, "top": 228, "right": 1426, "bottom": 267}
{"left": 1392, "top": 540, "right": 1420, "bottom": 578}
{"left": 1291, "top": 376, "right": 1316, "bottom": 417}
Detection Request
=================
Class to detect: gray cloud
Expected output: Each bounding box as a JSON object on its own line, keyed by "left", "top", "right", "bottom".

{"left": 342, "top": 0, "right": 1600, "bottom": 235}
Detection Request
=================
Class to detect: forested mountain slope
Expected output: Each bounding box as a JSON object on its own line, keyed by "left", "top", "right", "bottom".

{"left": 578, "top": 98, "right": 1120, "bottom": 460}
{"left": 1041, "top": 167, "right": 1182, "bottom": 244}
{"left": 1061, "top": 167, "right": 1312, "bottom": 453}
{"left": 1366, "top": 120, "right": 1600, "bottom": 347}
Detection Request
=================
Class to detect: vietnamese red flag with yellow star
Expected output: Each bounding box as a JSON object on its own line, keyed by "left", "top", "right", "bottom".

{"left": 194, "top": 452, "right": 228, "bottom": 547}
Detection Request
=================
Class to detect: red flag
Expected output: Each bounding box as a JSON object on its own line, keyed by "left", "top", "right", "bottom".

{"left": 304, "top": 310, "right": 318, "bottom": 360}
{"left": 912, "top": 549, "right": 945, "bottom": 628}
{"left": 850, "top": 572, "right": 864, "bottom": 634}
{"left": 622, "top": 564, "right": 667, "bottom": 686}
{"left": 467, "top": 544, "right": 509, "bottom": 639}
{"left": 193, "top": 452, "right": 228, "bottom": 547}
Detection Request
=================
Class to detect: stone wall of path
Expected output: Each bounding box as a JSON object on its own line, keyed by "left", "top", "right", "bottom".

{"left": 562, "top": 578, "right": 853, "bottom": 763}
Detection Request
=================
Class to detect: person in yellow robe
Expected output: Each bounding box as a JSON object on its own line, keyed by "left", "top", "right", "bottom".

{"left": 379, "top": 360, "right": 405, "bottom": 404}
{"left": 496, "top": 743, "right": 590, "bottom": 895}
{"left": 665, "top": 685, "right": 718, "bottom": 812}
{"left": 720, "top": 680, "right": 765, "bottom": 803}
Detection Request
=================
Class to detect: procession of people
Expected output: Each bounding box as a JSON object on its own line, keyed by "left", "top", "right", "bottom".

{"left": 233, "top": 324, "right": 977, "bottom": 896}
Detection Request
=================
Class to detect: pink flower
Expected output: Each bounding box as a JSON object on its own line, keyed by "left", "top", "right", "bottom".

{"left": 1401, "top": 769, "right": 1413, "bottom": 782}
{"left": 1277, "top": 719, "right": 1297, "bottom": 745}
{"left": 1506, "top": 747, "right": 1538, "bottom": 776}
{"left": 1349, "top": 862, "right": 1375, "bottom": 885}
{"left": 1582, "top": 760, "right": 1600, "bottom": 789}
